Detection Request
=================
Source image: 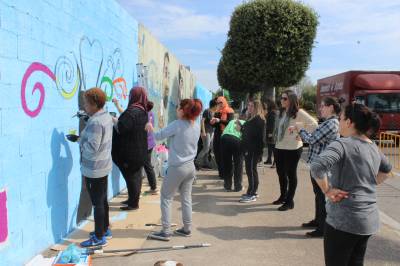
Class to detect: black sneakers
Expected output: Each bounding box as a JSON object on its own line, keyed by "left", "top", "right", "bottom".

{"left": 301, "top": 220, "right": 318, "bottom": 228}
{"left": 174, "top": 228, "right": 191, "bottom": 237}
{"left": 277, "top": 202, "right": 294, "bottom": 211}
{"left": 305, "top": 230, "right": 324, "bottom": 238}
{"left": 148, "top": 231, "right": 172, "bottom": 241}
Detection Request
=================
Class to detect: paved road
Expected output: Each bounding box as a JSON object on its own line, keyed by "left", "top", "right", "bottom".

{"left": 94, "top": 160, "right": 400, "bottom": 266}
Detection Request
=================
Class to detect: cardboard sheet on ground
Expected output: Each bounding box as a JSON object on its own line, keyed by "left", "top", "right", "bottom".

{"left": 45, "top": 183, "right": 163, "bottom": 258}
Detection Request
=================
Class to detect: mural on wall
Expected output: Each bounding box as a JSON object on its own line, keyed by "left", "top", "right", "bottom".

{"left": 20, "top": 36, "right": 129, "bottom": 118}
{"left": 138, "top": 24, "right": 196, "bottom": 129}
{"left": 178, "top": 65, "right": 184, "bottom": 101}
{"left": 19, "top": 35, "right": 134, "bottom": 226}
{"left": 0, "top": 189, "right": 7, "bottom": 244}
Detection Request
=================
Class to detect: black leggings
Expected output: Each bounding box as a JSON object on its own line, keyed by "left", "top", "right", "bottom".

{"left": 266, "top": 143, "right": 275, "bottom": 162}
{"left": 85, "top": 176, "right": 109, "bottom": 238}
{"left": 245, "top": 150, "right": 262, "bottom": 196}
{"left": 144, "top": 148, "right": 157, "bottom": 190}
{"left": 274, "top": 147, "right": 303, "bottom": 203}
{"left": 213, "top": 131, "right": 223, "bottom": 177}
{"left": 311, "top": 174, "right": 326, "bottom": 232}
{"left": 120, "top": 166, "right": 143, "bottom": 208}
{"left": 221, "top": 135, "right": 243, "bottom": 190}
{"left": 324, "top": 223, "right": 371, "bottom": 266}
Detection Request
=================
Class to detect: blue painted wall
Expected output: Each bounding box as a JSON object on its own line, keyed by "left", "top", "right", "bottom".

{"left": 195, "top": 83, "right": 213, "bottom": 110}
{"left": 0, "top": 0, "right": 138, "bottom": 265}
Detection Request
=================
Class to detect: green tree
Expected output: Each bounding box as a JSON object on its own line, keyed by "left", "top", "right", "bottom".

{"left": 219, "top": 0, "right": 318, "bottom": 98}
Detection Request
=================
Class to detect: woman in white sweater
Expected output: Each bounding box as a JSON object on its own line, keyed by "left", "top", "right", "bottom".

{"left": 273, "top": 89, "right": 317, "bottom": 211}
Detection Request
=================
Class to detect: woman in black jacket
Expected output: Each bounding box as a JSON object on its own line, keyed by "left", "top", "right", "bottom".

{"left": 210, "top": 96, "right": 234, "bottom": 178}
{"left": 238, "top": 100, "right": 266, "bottom": 203}
{"left": 112, "top": 86, "right": 149, "bottom": 211}
{"left": 264, "top": 99, "right": 278, "bottom": 166}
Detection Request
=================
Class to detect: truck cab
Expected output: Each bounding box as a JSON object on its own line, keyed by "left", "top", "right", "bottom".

{"left": 317, "top": 71, "right": 400, "bottom": 133}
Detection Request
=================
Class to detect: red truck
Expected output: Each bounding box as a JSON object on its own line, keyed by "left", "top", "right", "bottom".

{"left": 317, "top": 71, "right": 400, "bottom": 133}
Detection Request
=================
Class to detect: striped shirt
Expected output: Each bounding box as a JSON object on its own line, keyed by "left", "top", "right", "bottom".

{"left": 80, "top": 109, "right": 113, "bottom": 178}
{"left": 299, "top": 116, "right": 339, "bottom": 163}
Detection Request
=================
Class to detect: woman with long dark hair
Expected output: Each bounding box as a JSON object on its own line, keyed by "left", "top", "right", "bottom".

{"left": 238, "top": 100, "right": 266, "bottom": 203}
{"left": 311, "top": 103, "right": 391, "bottom": 266}
{"left": 146, "top": 99, "right": 203, "bottom": 241}
{"left": 294, "top": 97, "right": 341, "bottom": 237}
{"left": 273, "top": 89, "right": 317, "bottom": 211}
{"left": 112, "top": 87, "right": 149, "bottom": 211}
{"left": 210, "top": 96, "right": 234, "bottom": 178}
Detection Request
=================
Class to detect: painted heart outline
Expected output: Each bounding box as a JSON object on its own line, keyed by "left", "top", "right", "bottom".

{"left": 79, "top": 36, "right": 104, "bottom": 92}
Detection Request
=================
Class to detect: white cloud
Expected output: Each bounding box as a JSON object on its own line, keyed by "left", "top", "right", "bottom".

{"left": 117, "top": 0, "right": 230, "bottom": 40}
{"left": 304, "top": 0, "right": 400, "bottom": 47}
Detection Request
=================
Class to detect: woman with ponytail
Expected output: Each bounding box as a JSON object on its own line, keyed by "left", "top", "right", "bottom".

{"left": 292, "top": 97, "right": 341, "bottom": 237}
{"left": 311, "top": 103, "right": 391, "bottom": 266}
{"left": 146, "top": 99, "right": 203, "bottom": 241}
{"left": 210, "top": 96, "right": 234, "bottom": 178}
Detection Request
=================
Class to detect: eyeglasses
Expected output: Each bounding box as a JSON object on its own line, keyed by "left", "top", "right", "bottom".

{"left": 281, "top": 97, "right": 288, "bottom": 101}
{"left": 217, "top": 102, "right": 223, "bottom": 104}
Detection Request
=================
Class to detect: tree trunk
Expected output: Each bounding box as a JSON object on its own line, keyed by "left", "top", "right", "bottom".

{"left": 262, "top": 87, "right": 275, "bottom": 100}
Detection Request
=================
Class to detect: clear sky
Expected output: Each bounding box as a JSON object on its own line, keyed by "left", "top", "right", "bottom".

{"left": 117, "top": 0, "right": 400, "bottom": 91}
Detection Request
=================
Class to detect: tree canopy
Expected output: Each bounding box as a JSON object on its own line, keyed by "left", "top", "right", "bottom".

{"left": 219, "top": 0, "right": 318, "bottom": 96}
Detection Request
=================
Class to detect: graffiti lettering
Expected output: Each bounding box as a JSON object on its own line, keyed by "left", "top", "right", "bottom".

{"left": 100, "top": 76, "right": 114, "bottom": 101}
{"left": 0, "top": 189, "right": 7, "bottom": 244}
{"left": 79, "top": 36, "right": 104, "bottom": 91}
{"left": 21, "top": 36, "right": 129, "bottom": 117}
{"left": 113, "top": 77, "right": 127, "bottom": 100}
{"left": 21, "top": 62, "right": 56, "bottom": 118}
{"left": 55, "top": 56, "right": 80, "bottom": 99}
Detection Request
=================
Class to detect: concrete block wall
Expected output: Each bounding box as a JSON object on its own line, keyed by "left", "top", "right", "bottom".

{"left": 0, "top": 1, "right": 213, "bottom": 265}
{"left": 0, "top": 0, "right": 138, "bottom": 265}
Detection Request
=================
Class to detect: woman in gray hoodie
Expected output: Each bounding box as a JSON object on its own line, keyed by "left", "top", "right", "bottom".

{"left": 146, "top": 99, "right": 203, "bottom": 241}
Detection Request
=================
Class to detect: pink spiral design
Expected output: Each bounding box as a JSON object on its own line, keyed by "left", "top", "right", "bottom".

{"left": 21, "top": 62, "right": 56, "bottom": 118}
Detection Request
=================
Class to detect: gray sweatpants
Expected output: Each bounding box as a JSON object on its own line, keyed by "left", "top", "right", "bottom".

{"left": 161, "top": 162, "right": 195, "bottom": 234}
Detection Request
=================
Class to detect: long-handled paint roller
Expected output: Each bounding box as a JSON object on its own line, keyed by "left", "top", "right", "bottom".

{"left": 87, "top": 243, "right": 211, "bottom": 257}
{"left": 145, "top": 223, "right": 177, "bottom": 227}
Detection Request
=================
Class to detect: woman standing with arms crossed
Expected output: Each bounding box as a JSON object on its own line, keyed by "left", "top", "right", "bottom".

{"left": 79, "top": 88, "right": 113, "bottom": 247}
{"left": 273, "top": 89, "right": 317, "bottom": 211}
{"left": 210, "top": 96, "right": 234, "bottom": 179}
{"left": 238, "top": 100, "right": 266, "bottom": 203}
{"left": 294, "top": 97, "right": 340, "bottom": 237}
{"left": 311, "top": 103, "right": 391, "bottom": 266}
{"left": 112, "top": 87, "right": 149, "bottom": 211}
{"left": 146, "top": 99, "right": 203, "bottom": 241}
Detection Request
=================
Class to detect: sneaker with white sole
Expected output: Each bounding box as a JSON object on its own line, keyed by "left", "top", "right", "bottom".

{"left": 148, "top": 231, "right": 171, "bottom": 241}
{"left": 239, "top": 195, "right": 257, "bottom": 203}
{"left": 241, "top": 193, "right": 258, "bottom": 198}
{"left": 80, "top": 235, "right": 107, "bottom": 248}
{"left": 89, "top": 228, "right": 112, "bottom": 240}
{"left": 174, "top": 228, "right": 191, "bottom": 237}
